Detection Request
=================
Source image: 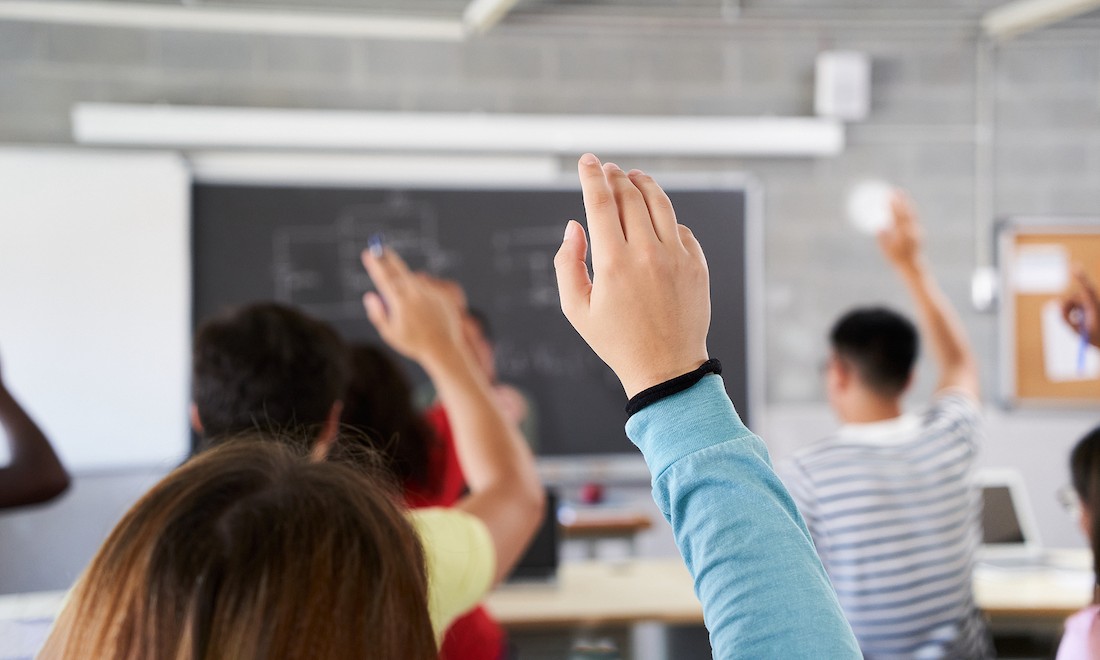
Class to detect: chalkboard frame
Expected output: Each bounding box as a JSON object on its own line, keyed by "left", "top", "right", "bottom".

{"left": 190, "top": 155, "right": 764, "bottom": 484}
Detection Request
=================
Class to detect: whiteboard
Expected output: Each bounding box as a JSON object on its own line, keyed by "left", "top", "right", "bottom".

{"left": 0, "top": 148, "right": 190, "bottom": 472}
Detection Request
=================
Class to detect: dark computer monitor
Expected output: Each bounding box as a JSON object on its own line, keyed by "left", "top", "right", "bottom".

{"left": 506, "top": 488, "right": 560, "bottom": 583}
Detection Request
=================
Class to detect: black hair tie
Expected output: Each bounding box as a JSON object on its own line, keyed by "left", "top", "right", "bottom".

{"left": 625, "top": 359, "right": 722, "bottom": 417}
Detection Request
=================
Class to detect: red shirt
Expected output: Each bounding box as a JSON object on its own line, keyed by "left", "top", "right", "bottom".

{"left": 410, "top": 405, "right": 506, "bottom": 660}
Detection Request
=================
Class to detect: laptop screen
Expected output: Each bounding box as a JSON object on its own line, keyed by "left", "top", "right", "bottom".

{"left": 981, "top": 485, "right": 1027, "bottom": 545}
{"left": 506, "top": 488, "right": 560, "bottom": 582}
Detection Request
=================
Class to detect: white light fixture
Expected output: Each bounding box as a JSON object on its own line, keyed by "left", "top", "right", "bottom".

{"left": 72, "top": 103, "right": 846, "bottom": 158}
{"left": 982, "top": 0, "right": 1100, "bottom": 39}
{"left": 463, "top": 0, "right": 521, "bottom": 34}
{"left": 0, "top": 1, "right": 464, "bottom": 40}
{"left": 188, "top": 151, "right": 560, "bottom": 186}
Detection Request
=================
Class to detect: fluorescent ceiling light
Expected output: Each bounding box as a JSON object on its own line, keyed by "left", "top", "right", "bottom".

{"left": 0, "top": 1, "right": 464, "bottom": 40}
{"left": 463, "top": 0, "right": 520, "bottom": 34}
{"left": 982, "top": 0, "right": 1100, "bottom": 39}
{"left": 188, "top": 152, "right": 561, "bottom": 186}
{"left": 73, "top": 103, "right": 845, "bottom": 158}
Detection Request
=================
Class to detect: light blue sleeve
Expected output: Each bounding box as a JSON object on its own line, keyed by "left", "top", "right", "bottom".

{"left": 625, "top": 374, "right": 860, "bottom": 659}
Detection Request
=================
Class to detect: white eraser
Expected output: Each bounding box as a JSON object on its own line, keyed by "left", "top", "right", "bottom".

{"left": 847, "top": 180, "right": 895, "bottom": 234}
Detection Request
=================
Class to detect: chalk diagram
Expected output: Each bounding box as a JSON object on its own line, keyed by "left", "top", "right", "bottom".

{"left": 273, "top": 194, "right": 459, "bottom": 320}
{"left": 491, "top": 225, "right": 564, "bottom": 310}
{"left": 489, "top": 224, "right": 611, "bottom": 383}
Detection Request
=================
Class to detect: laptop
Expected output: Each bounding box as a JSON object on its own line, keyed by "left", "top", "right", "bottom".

{"left": 504, "top": 488, "right": 560, "bottom": 585}
{"left": 975, "top": 468, "right": 1044, "bottom": 566}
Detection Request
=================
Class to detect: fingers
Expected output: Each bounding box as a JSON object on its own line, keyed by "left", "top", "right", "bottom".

{"left": 361, "top": 247, "right": 412, "bottom": 301}
{"left": 890, "top": 190, "right": 915, "bottom": 229}
{"left": 363, "top": 292, "right": 389, "bottom": 332}
{"left": 578, "top": 154, "right": 626, "bottom": 260}
{"left": 421, "top": 274, "right": 467, "bottom": 311}
{"left": 629, "top": 169, "right": 680, "bottom": 245}
{"left": 604, "top": 162, "right": 656, "bottom": 244}
{"left": 678, "top": 225, "right": 706, "bottom": 265}
{"left": 554, "top": 219, "right": 593, "bottom": 321}
{"left": 1074, "top": 269, "right": 1100, "bottom": 305}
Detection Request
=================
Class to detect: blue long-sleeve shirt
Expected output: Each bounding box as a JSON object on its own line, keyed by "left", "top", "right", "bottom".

{"left": 625, "top": 374, "right": 861, "bottom": 659}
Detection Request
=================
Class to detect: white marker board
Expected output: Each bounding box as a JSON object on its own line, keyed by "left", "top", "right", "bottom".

{"left": 0, "top": 148, "right": 190, "bottom": 472}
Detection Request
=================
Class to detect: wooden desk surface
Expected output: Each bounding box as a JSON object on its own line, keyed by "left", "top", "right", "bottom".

{"left": 560, "top": 514, "right": 652, "bottom": 538}
{"left": 487, "top": 559, "right": 701, "bottom": 629}
{"left": 2, "top": 554, "right": 1094, "bottom": 635}
{"left": 487, "top": 554, "right": 1096, "bottom": 629}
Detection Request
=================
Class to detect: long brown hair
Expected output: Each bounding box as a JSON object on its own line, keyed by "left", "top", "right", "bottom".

{"left": 1071, "top": 425, "right": 1100, "bottom": 602}
{"left": 40, "top": 440, "right": 436, "bottom": 660}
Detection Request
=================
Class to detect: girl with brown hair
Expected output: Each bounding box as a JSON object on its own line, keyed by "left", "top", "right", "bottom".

{"left": 38, "top": 440, "right": 437, "bottom": 660}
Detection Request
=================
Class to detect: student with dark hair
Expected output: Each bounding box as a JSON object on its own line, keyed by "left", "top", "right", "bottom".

{"left": 190, "top": 255, "right": 543, "bottom": 646}
{"left": 829, "top": 307, "right": 919, "bottom": 398}
{"left": 554, "top": 154, "right": 860, "bottom": 658}
{"left": 780, "top": 191, "right": 991, "bottom": 658}
{"left": 39, "top": 440, "right": 437, "bottom": 660}
{"left": 0, "top": 349, "right": 69, "bottom": 509}
{"left": 1057, "top": 426, "right": 1100, "bottom": 659}
{"left": 191, "top": 302, "right": 350, "bottom": 459}
{"left": 343, "top": 344, "right": 508, "bottom": 659}
{"left": 341, "top": 344, "right": 450, "bottom": 505}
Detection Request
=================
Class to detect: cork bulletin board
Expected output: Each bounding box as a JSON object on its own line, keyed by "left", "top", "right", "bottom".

{"left": 999, "top": 218, "right": 1100, "bottom": 406}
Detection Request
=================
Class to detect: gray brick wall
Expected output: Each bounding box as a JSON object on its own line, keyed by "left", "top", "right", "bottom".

{"left": 1, "top": 6, "right": 1098, "bottom": 405}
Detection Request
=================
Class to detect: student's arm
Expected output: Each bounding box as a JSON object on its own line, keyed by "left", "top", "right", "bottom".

{"left": 554, "top": 154, "right": 860, "bottom": 659}
{"left": 1061, "top": 269, "right": 1100, "bottom": 349}
{"left": 362, "top": 251, "right": 544, "bottom": 585}
{"left": 0, "top": 356, "right": 70, "bottom": 509}
{"left": 878, "top": 192, "right": 980, "bottom": 399}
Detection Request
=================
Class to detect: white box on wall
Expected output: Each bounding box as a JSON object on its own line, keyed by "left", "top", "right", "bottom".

{"left": 815, "top": 51, "right": 871, "bottom": 122}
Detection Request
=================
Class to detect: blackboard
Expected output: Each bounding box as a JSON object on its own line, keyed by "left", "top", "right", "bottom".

{"left": 192, "top": 182, "right": 752, "bottom": 457}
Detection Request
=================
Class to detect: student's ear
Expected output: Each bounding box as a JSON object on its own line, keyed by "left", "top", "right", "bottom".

{"left": 829, "top": 356, "right": 851, "bottom": 390}
{"left": 189, "top": 403, "right": 204, "bottom": 434}
{"left": 311, "top": 401, "right": 344, "bottom": 462}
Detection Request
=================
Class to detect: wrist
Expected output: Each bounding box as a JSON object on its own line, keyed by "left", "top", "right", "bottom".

{"left": 895, "top": 257, "right": 928, "bottom": 280}
{"left": 625, "top": 359, "right": 722, "bottom": 416}
{"left": 621, "top": 355, "right": 710, "bottom": 400}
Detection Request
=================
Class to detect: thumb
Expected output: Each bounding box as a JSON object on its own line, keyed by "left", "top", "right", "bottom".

{"left": 554, "top": 220, "right": 592, "bottom": 322}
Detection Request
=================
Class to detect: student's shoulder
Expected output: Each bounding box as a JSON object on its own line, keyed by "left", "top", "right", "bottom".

{"left": 788, "top": 433, "right": 854, "bottom": 466}
{"left": 408, "top": 507, "right": 492, "bottom": 555}
{"left": 780, "top": 434, "right": 853, "bottom": 484}
{"left": 924, "top": 388, "right": 982, "bottom": 428}
{"left": 407, "top": 507, "right": 496, "bottom": 640}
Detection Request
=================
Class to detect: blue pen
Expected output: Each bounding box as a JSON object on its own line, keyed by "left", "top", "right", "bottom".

{"left": 368, "top": 232, "right": 385, "bottom": 258}
{"left": 1077, "top": 308, "right": 1089, "bottom": 376}
{"left": 366, "top": 233, "right": 388, "bottom": 313}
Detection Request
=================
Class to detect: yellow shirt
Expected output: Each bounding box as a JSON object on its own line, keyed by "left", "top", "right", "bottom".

{"left": 407, "top": 507, "right": 495, "bottom": 643}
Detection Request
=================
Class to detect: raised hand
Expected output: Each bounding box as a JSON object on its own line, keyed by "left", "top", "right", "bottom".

{"left": 361, "top": 248, "right": 465, "bottom": 367}
{"left": 877, "top": 191, "right": 924, "bottom": 270}
{"left": 554, "top": 153, "right": 711, "bottom": 398}
{"left": 1062, "top": 269, "right": 1100, "bottom": 349}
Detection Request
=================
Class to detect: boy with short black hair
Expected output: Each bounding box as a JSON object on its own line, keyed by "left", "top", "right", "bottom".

{"left": 780, "top": 192, "right": 991, "bottom": 659}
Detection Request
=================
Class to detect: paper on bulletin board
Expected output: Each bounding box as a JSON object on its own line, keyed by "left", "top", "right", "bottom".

{"left": 1042, "top": 299, "right": 1100, "bottom": 381}
{"left": 1014, "top": 244, "right": 1070, "bottom": 294}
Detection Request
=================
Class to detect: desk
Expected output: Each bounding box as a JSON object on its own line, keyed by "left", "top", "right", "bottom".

{"left": 487, "top": 554, "right": 1094, "bottom": 630}
{"left": 1, "top": 554, "right": 1093, "bottom": 656}
{"left": 488, "top": 559, "right": 700, "bottom": 629}
{"left": 559, "top": 512, "right": 653, "bottom": 559}
{"left": 974, "top": 551, "right": 1094, "bottom": 633}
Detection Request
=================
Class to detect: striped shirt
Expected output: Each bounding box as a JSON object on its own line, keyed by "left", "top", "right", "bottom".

{"left": 779, "top": 392, "right": 992, "bottom": 660}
